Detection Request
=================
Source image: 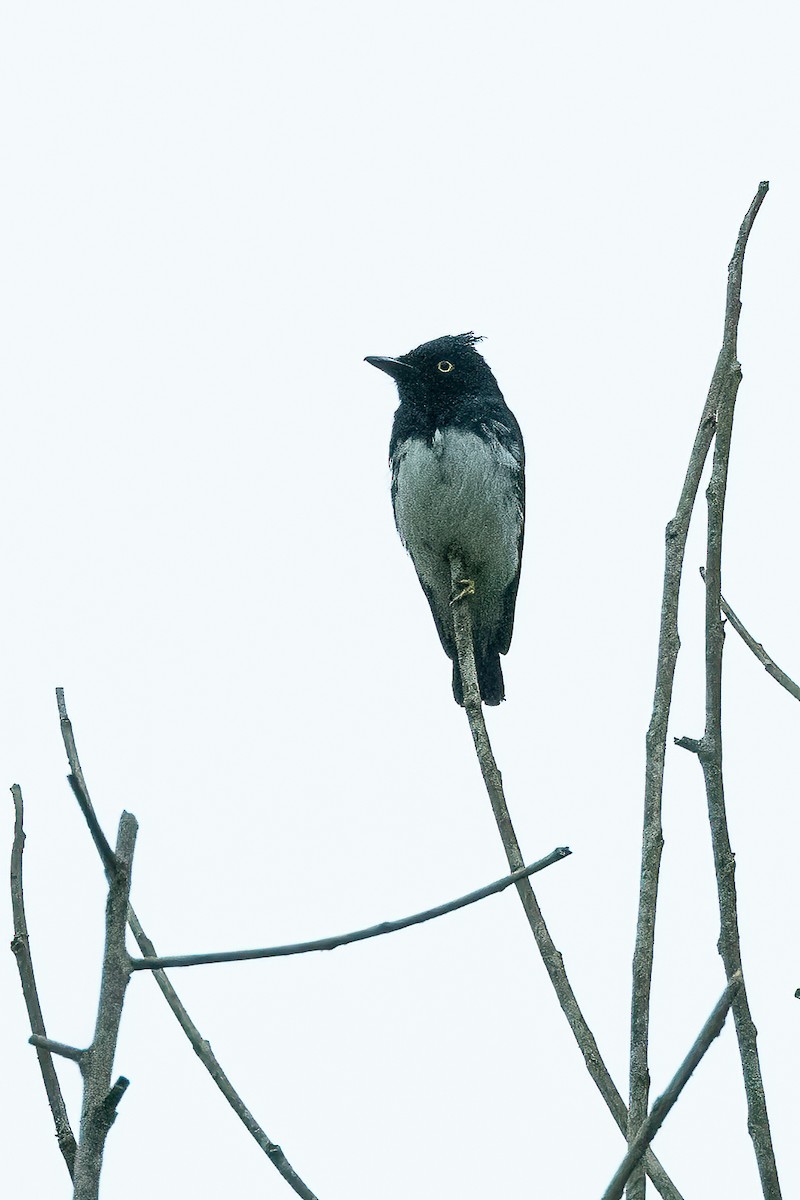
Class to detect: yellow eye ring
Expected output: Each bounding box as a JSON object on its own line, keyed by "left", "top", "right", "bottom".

{"left": 437, "top": 360, "right": 454, "bottom": 373}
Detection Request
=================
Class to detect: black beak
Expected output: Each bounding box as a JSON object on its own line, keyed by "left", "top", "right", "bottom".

{"left": 364, "top": 355, "right": 418, "bottom": 382}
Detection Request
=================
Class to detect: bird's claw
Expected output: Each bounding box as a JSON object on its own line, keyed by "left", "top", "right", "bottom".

{"left": 450, "top": 578, "right": 476, "bottom": 605}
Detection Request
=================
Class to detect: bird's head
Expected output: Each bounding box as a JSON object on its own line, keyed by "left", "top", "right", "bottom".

{"left": 365, "top": 333, "right": 500, "bottom": 408}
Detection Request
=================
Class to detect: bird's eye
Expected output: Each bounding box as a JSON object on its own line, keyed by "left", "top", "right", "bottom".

{"left": 437, "top": 360, "right": 454, "bottom": 373}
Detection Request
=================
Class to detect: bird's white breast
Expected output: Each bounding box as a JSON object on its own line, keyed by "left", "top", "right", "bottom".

{"left": 392, "top": 426, "right": 521, "bottom": 590}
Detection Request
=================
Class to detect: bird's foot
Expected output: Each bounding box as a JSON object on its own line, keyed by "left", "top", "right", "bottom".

{"left": 450, "top": 578, "right": 476, "bottom": 605}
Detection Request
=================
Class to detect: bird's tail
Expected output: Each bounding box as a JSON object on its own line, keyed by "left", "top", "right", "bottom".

{"left": 452, "top": 651, "right": 505, "bottom": 707}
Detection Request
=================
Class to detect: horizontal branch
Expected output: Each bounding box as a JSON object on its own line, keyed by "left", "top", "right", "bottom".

{"left": 626, "top": 183, "right": 768, "bottom": 1200}
{"left": 699, "top": 568, "right": 800, "bottom": 702}
{"left": 130, "top": 849, "right": 571, "bottom": 971}
{"left": 673, "top": 736, "right": 702, "bottom": 755}
{"left": 602, "top": 973, "right": 741, "bottom": 1200}
{"left": 29, "top": 1035, "right": 86, "bottom": 1065}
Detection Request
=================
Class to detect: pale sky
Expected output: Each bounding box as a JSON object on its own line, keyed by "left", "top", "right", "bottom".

{"left": 2, "top": 4, "right": 798, "bottom": 1198}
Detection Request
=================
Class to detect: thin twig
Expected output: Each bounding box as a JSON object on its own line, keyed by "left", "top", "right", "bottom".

{"left": 73, "top": 811, "right": 138, "bottom": 1200}
{"left": 603, "top": 974, "right": 741, "bottom": 1200}
{"left": 699, "top": 568, "right": 800, "bottom": 702}
{"left": 131, "top": 849, "right": 571, "bottom": 971}
{"left": 10, "top": 784, "right": 78, "bottom": 1177}
{"left": 676, "top": 181, "right": 781, "bottom": 1199}
{"left": 447, "top": 555, "right": 683, "bottom": 1200}
{"left": 55, "top": 689, "right": 118, "bottom": 878}
{"left": 57, "top": 689, "right": 322, "bottom": 1200}
{"left": 67, "top": 775, "right": 117, "bottom": 877}
{"left": 627, "top": 180, "right": 770, "bottom": 1200}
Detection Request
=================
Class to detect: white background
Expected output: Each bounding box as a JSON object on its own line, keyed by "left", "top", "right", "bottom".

{"left": 2, "top": 4, "right": 798, "bottom": 1197}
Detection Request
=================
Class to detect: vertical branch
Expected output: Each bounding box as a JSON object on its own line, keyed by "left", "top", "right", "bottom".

{"left": 9, "top": 784, "right": 77, "bottom": 1177}
{"left": 447, "top": 554, "right": 684, "bottom": 1200}
{"left": 72, "top": 812, "right": 138, "bottom": 1200}
{"left": 675, "top": 184, "right": 781, "bottom": 1198}
{"left": 699, "top": 263, "right": 780, "bottom": 1198}
{"left": 627, "top": 180, "right": 769, "bottom": 1199}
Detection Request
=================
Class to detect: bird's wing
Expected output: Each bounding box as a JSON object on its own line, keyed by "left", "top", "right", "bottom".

{"left": 481, "top": 410, "right": 525, "bottom": 656}
{"left": 390, "top": 438, "right": 457, "bottom": 661}
{"left": 419, "top": 576, "right": 457, "bottom": 661}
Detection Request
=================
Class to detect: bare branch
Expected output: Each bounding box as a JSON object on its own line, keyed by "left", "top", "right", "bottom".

{"left": 603, "top": 974, "right": 741, "bottom": 1200}
{"left": 73, "top": 811, "right": 138, "bottom": 1200}
{"left": 679, "top": 179, "right": 782, "bottom": 1198}
{"left": 56, "top": 689, "right": 118, "bottom": 878}
{"left": 129, "top": 849, "right": 572, "bottom": 971}
{"left": 10, "top": 783, "right": 77, "bottom": 1177}
{"left": 699, "top": 568, "right": 800, "bottom": 702}
{"left": 627, "top": 180, "right": 769, "bottom": 1200}
{"left": 57, "top": 689, "right": 322, "bottom": 1200}
{"left": 447, "top": 555, "right": 684, "bottom": 1200}
{"left": 29, "top": 1035, "right": 86, "bottom": 1065}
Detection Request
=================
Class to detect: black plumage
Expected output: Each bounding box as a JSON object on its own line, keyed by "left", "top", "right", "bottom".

{"left": 366, "top": 333, "right": 525, "bottom": 705}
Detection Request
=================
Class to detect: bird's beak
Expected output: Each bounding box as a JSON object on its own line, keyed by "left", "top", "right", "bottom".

{"left": 364, "top": 355, "right": 418, "bottom": 382}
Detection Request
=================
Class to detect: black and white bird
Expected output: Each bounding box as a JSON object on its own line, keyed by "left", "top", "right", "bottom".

{"left": 366, "top": 333, "right": 524, "bottom": 706}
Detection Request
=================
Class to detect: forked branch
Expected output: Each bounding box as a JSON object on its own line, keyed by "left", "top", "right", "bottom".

{"left": 627, "top": 179, "right": 769, "bottom": 1200}
{"left": 675, "top": 179, "right": 781, "bottom": 1198}
{"left": 56, "top": 689, "right": 322, "bottom": 1200}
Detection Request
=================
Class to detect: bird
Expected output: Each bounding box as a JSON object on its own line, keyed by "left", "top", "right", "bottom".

{"left": 365, "top": 333, "right": 524, "bottom": 706}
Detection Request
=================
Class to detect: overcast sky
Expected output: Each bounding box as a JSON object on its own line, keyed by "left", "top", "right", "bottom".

{"left": 2, "top": 4, "right": 798, "bottom": 1198}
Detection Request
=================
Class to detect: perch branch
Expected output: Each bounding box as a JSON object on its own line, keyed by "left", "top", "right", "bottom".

{"left": 10, "top": 784, "right": 77, "bottom": 1177}
{"left": 676, "top": 180, "right": 781, "bottom": 1199}
{"left": 700, "top": 568, "right": 800, "bottom": 702}
{"left": 627, "top": 179, "right": 769, "bottom": 1200}
{"left": 57, "top": 689, "right": 322, "bottom": 1200}
{"left": 447, "top": 555, "right": 683, "bottom": 1200}
{"left": 130, "top": 849, "right": 572, "bottom": 970}
{"left": 603, "top": 973, "right": 741, "bottom": 1200}
{"left": 72, "top": 811, "right": 138, "bottom": 1200}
